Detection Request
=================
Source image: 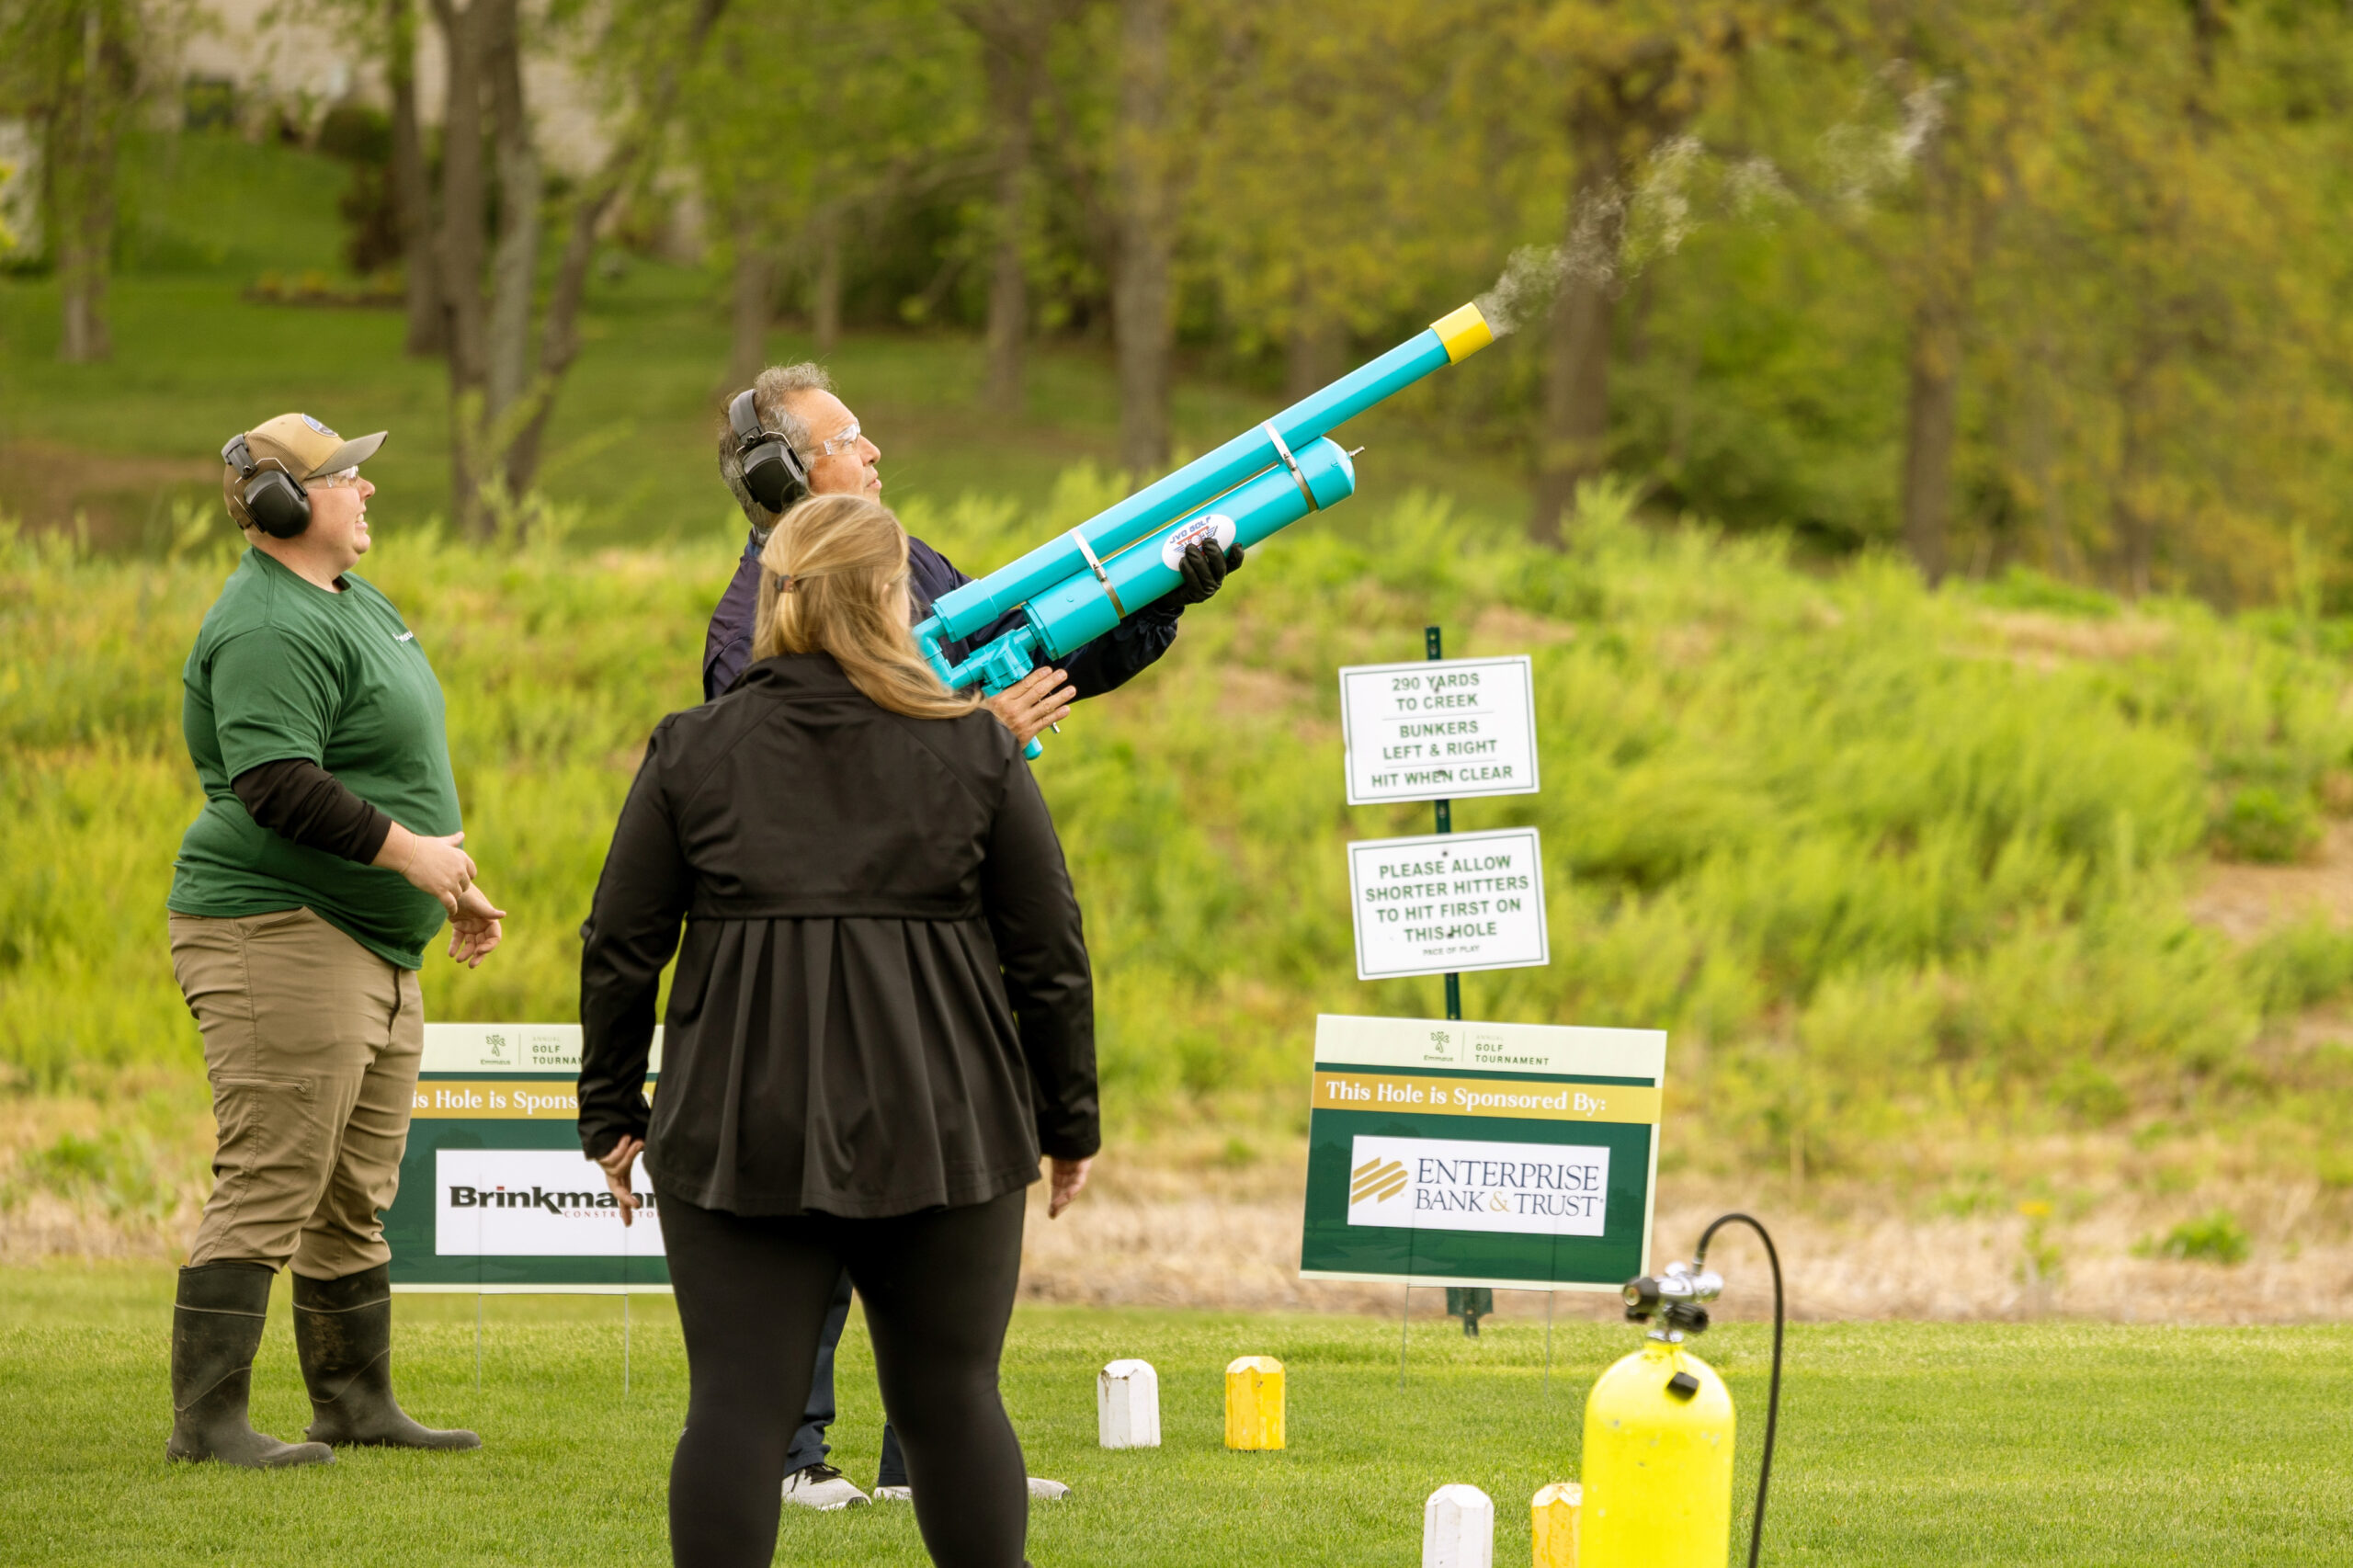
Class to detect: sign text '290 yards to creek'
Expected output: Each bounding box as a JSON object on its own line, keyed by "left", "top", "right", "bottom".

{"left": 1347, "top": 825, "right": 1549, "bottom": 981}
{"left": 1338, "top": 655, "right": 1539, "bottom": 806}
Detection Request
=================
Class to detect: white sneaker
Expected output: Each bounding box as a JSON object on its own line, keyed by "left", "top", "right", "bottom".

{"left": 870, "top": 1478, "right": 1068, "bottom": 1503}
{"left": 781, "top": 1463, "right": 870, "bottom": 1510}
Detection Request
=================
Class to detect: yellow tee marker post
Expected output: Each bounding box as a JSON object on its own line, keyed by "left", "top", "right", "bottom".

{"left": 1223, "top": 1355, "right": 1286, "bottom": 1449}
{"left": 1531, "top": 1482, "right": 1582, "bottom": 1567}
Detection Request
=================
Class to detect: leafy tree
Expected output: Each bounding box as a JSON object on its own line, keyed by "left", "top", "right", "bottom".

{"left": 949, "top": 0, "right": 1085, "bottom": 412}
{"left": 1506, "top": 0, "right": 1762, "bottom": 544}
{"left": 0, "top": 0, "right": 149, "bottom": 362}
{"left": 683, "top": 0, "right": 977, "bottom": 388}
{"left": 422, "top": 0, "right": 728, "bottom": 534}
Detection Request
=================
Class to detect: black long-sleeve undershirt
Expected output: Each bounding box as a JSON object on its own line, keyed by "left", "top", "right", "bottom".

{"left": 231, "top": 757, "right": 393, "bottom": 865}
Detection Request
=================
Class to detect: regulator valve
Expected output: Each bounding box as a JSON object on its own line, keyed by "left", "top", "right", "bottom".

{"left": 1621, "top": 1259, "right": 1722, "bottom": 1340}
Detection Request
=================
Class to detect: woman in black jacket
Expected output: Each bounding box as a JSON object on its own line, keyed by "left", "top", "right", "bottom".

{"left": 575, "top": 494, "right": 1097, "bottom": 1568}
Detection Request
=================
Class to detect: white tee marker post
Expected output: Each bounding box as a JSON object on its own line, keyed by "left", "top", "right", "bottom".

{"left": 1097, "top": 1358, "right": 1161, "bottom": 1449}
{"left": 1422, "top": 1483, "right": 1495, "bottom": 1568}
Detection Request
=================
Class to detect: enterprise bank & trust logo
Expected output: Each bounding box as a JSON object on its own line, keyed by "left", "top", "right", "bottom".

{"left": 1344, "top": 1133, "right": 1613, "bottom": 1238}
{"left": 1351, "top": 1157, "right": 1409, "bottom": 1205}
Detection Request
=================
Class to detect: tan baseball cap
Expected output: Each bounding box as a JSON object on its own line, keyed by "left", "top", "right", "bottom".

{"left": 239, "top": 412, "right": 387, "bottom": 479}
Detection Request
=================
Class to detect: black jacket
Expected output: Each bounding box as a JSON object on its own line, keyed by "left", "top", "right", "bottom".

{"left": 576, "top": 653, "right": 1098, "bottom": 1218}
{"left": 702, "top": 530, "right": 1181, "bottom": 703}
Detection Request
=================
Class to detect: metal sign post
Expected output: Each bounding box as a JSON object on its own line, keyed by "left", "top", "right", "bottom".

{"left": 1425, "top": 626, "right": 1462, "bottom": 1023}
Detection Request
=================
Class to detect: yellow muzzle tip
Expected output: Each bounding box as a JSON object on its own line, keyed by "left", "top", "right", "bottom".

{"left": 1433, "top": 302, "right": 1494, "bottom": 363}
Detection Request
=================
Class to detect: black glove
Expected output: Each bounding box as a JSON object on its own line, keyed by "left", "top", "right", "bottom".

{"left": 1176, "top": 542, "right": 1245, "bottom": 605}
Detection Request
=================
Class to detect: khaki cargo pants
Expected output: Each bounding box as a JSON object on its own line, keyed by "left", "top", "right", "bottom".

{"left": 169, "top": 906, "right": 422, "bottom": 1279}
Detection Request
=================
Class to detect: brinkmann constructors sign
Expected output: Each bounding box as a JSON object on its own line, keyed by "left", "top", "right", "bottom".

{"left": 1300, "top": 1015, "right": 1665, "bottom": 1291}
{"left": 384, "top": 1025, "right": 666, "bottom": 1294}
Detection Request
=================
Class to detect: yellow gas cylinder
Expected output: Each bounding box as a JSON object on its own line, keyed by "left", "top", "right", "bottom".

{"left": 1579, "top": 1340, "right": 1734, "bottom": 1568}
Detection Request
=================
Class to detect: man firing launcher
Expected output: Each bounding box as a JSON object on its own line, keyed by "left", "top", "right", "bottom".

{"left": 707, "top": 363, "right": 1244, "bottom": 729}
{"left": 702, "top": 361, "right": 1244, "bottom": 1511}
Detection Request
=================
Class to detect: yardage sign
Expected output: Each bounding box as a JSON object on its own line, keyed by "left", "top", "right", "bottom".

{"left": 1347, "top": 826, "right": 1549, "bottom": 981}
{"left": 1300, "top": 1015, "right": 1665, "bottom": 1291}
{"left": 385, "top": 1024, "right": 667, "bottom": 1294}
{"left": 1338, "top": 655, "right": 1538, "bottom": 806}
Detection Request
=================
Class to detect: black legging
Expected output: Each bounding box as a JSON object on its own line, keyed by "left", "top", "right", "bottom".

{"left": 659, "top": 1187, "right": 1030, "bottom": 1568}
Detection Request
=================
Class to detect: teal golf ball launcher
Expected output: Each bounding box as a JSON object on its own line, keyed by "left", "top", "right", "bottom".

{"left": 914, "top": 302, "right": 1496, "bottom": 756}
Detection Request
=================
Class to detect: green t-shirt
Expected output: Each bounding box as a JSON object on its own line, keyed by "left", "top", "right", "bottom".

{"left": 168, "top": 548, "right": 462, "bottom": 970}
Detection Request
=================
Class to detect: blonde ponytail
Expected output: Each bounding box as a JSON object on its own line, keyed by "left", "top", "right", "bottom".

{"left": 751, "top": 495, "right": 981, "bottom": 722}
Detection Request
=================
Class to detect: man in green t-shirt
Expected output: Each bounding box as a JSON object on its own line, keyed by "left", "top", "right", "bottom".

{"left": 164, "top": 412, "right": 506, "bottom": 1469}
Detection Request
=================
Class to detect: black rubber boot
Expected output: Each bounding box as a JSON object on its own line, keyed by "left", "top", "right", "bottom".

{"left": 293, "top": 1264, "right": 480, "bottom": 1449}
{"left": 165, "top": 1261, "right": 335, "bottom": 1468}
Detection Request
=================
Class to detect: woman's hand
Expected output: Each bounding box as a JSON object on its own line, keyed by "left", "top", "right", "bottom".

{"left": 446, "top": 885, "right": 506, "bottom": 967}
{"left": 1048, "top": 1155, "right": 1093, "bottom": 1219}
{"left": 984, "top": 666, "right": 1074, "bottom": 747}
{"left": 378, "top": 823, "right": 479, "bottom": 914}
{"left": 597, "top": 1135, "right": 645, "bottom": 1225}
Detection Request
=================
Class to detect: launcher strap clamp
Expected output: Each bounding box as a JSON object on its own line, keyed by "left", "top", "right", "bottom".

{"left": 1067, "top": 528, "right": 1129, "bottom": 618}
{"left": 1262, "top": 422, "right": 1320, "bottom": 511}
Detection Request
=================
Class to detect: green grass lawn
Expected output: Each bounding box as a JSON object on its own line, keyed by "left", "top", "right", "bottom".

{"left": 4, "top": 1265, "right": 2348, "bottom": 1566}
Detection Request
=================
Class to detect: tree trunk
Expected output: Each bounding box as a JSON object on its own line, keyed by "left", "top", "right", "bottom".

{"left": 812, "top": 208, "right": 842, "bottom": 357}
{"left": 483, "top": 0, "right": 541, "bottom": 487}
{"left": 976, "top": 22, "right": 1038, "bottom": 415}
{"left": 386, "top": 0, "right": 443, "bottom": 357}
{"left": 1901, "top": 300, "right": 1961, "bottom": 585}
{"left": 503, "top": 0, "right": 730, "bottom": 496}
{"left": 429, "top": 0, "right": 492, "bottom": 533}
{"left": 50, "top": 6, "right": 129, "bottom": 365}
{"left": 726, "top": 206, "right": 774, "bottom": 388}
{"left": 1110, "top": 0, "right": 1173, "bottom": 478}
{"left": 1285, "top": 296, "right": 1345, "bottom": 402}
{"left": 2110, "top": 365, "right": 2156, "bottom": 597}
{"left": 1530, "top": 114, "right": 1623, "bottom": 545}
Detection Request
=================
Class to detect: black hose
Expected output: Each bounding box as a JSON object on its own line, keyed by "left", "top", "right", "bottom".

{"left": 1696, "top": 1212, "right": 1783, "bottom": 1568}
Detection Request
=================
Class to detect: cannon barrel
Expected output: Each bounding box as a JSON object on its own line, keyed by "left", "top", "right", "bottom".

{"left": 910, "top": 301, "right": 1495, "bottom": 755}
{"left": 919, "top": 301, "right": 1493, "bottom": 650}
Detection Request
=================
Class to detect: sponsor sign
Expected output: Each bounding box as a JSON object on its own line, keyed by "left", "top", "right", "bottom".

{"left": 1347, "top": 826, "right": 1549, "bottom": 981}
{"left": 1300, "top": 1015, "right": 1665, "bottom": 1291}
{"left": 386, "top": 1024, "right": 666, "bottom": 1294}
{"left": 1338, "top": 656, "right": 1539, "bottom": 806}
{"left": 433, "top": 1149, "right": 665, "bottom": 1256}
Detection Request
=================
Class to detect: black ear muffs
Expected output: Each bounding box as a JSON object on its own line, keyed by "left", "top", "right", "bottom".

{"left": 728, "top": 389, "right": 811, "bottom": 514}
{"left": 222, "top": 434, "right": 312, "bottom": 539}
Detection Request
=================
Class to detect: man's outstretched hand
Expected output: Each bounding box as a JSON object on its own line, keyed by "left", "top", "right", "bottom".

{"left": 984, "top": 665, "right": 1074, "bottom": 747}
{"left": 1176, "top": 542, "right": 1245, "bottom": 605}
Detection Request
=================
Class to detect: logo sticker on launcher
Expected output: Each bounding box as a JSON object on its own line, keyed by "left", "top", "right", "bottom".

{"left": 1160, "top": 513, "right": 1237, "bottom": 569}
{"left": 1345, "top": 1134, "right": 1609, "bottom": 1237}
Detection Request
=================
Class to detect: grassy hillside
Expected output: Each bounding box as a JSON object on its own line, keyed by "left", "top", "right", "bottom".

{"left": 7, "top": 479, "right": 2353, "bottom": 1228}
{"left": 6, "top": 132, "right": 2353, "bottom": 1244}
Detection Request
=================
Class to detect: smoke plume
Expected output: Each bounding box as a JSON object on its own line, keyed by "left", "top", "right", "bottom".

{"left": 1473, "top": 66, "right": 1946, "bottom": 339}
